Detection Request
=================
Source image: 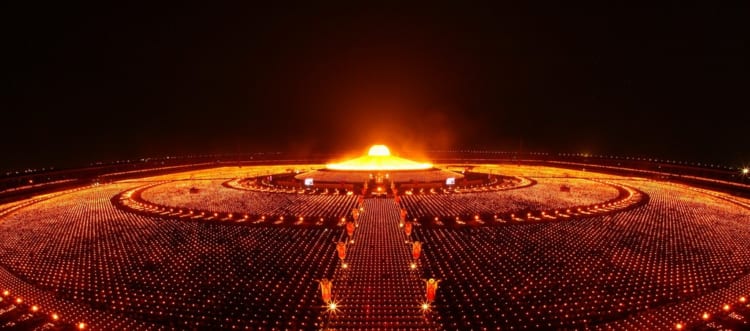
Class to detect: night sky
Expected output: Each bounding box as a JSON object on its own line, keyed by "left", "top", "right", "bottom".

{"left": 3, "top": 3, "right": 748, "bottom": 170}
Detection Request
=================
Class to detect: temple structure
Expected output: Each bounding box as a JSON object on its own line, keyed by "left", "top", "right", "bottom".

{"left": 295, "top": 145, "right": 463, "bottom": 195}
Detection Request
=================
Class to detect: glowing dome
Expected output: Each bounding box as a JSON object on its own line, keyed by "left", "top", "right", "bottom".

{"left": 368, "top": 145, "right": 391, "bottom": 156}
{"left": 326, "top": 145, "right": 433, "bottom": 171}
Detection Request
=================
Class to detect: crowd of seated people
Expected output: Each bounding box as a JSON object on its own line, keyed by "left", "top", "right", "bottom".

{"left": 1, "top": 168, "right": 749, "bottom": 330}
{"left": 0, "top": 288, "right": 80, "bottom": 330}
{"left": 323, "top": 199, "right": 439, "bottom": 330}
{"left": 234, "top": 171, "right": 532, "bottom": 196}
{"left": 410, "top": 179, "right": 750, "bottom": 330}
{"left": 397, "top": 176, "right": 531, "bottom": 194}
{"left": 0, "top": 183, "right": 340, "bottom": 330}
{"left": 683, "top": 295, "right": 749, "bottom": 330}
{"left": 402, "top": 178, "right": 620, "bottom": 218}
{"left": 127, "top": 177, "right": 644, "bottom": 231}
{"left": 400, "top": 180, "right": 645, "bottom": 228}
{"left": 134, "top": 179, "right": 358, "bottom": 227}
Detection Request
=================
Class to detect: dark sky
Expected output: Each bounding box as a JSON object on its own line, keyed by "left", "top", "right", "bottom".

{"left": 3, "top": 3, "right": 748, "bottom": 170}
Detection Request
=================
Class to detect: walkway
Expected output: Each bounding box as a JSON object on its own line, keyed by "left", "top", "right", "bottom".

{"left": 324, "top": 198, "right": 439, "bottom": 330}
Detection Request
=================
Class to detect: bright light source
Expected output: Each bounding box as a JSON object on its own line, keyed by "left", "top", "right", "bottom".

{"left": 51, "top": 313, "right": 59, "bottom": 321}
{"left": 78, "top": 322, "right": 87, "bottom": 330}
{"left": 740, "top": 296, "right": 747, "bottom": 303}
{"left": 410, "top": 262, "right": 417, "bottom": 270}
{"left": 31, "top": 305, "right": 39, "bottom": 312}
{"left": 743, "top": 168, "right": 749, "bottom": 175}
{"left": 342, "top": 263, "right": 348, "bottom": 269}
{"left": 675, "top": 323, "right": 683, "bottom": 330}
{"left": 723, "top": 304, "right": 731, "bottom": 311}
{"left": 421, "top": 302, "right": 431, "bottom": 311}
{"left": 326, "top": 145, "right": 432, "bottom": 171}
{"left": 702, "top": 312, "right": 709, "bottom": 320}
{"left": 328, "top": 302, "right": 338, "bottom": 311}
{"left": 368, "top": 145, "right": 391, "bottom": 156}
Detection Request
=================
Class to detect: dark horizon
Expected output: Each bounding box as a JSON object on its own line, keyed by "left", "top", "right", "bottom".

{"left": 3, "top": 3, "right": 748, "bottom": 171}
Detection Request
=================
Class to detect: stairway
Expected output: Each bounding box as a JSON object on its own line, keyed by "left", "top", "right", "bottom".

{"left": 323, "top": 199, "right": 439, "bottom": 330}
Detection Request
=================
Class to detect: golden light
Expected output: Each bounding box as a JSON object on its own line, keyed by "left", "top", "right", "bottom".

{"left": 410, "top": 262, "right": 417, "bottom": 270}
{"left": 675, "top": 323, "right": 683, "bottom": 330}
{"left": 421, "top": 302, "right": 431, "bottom": 311}
{"left": 342, "top": 263, "right": 348, "bottom": 269}
{"left": 51, "top": 313, "right": 59, "bottom": 321}
{"left": 78, "top": 322, "right": 87, "bottom": 330}
{"left": 326, "top": 145, "right": 432, "bottom": 171}
{"left": 15, "top": 298, "right": 22, "bottom": 304}
{"left": 723, "top": 304, "right": 730, "bottom": 311}
{"left": 328, "top": 302, "right": 338, "bottom": 311}
{"left": 31, "top": 305, "right": 39, "bottom": 312}
{"left": 743, "top": 168, "right": 749, "bottom": 175}
{"left": 368, "top": 144, "right": 391, "bottom": 156}
{"left": 740, "top": 296, "right": 747, "bottom": 303}
{"left": 701, "top": 312, "right": 709, "bottom": 320}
